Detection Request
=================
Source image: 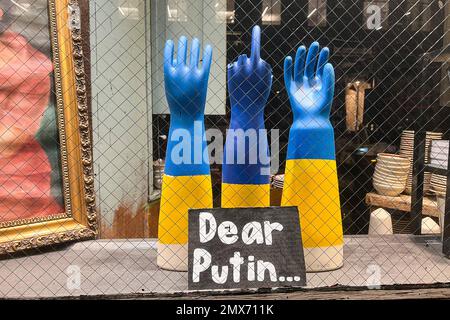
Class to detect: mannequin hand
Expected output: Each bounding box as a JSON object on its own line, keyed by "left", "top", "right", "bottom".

{"left": 164, "top": 37, "right": 212, "bottom": 120}
{"left": 163, "top": 37, "right": 213, "bottom": 176}
{"left": 284, "top": 42, "right": 336, "bottom": 160}
{"left": 284, "top": 42, "right": 334, "bottom": 121}
{"left": 282, "top": 45, "right": 343, "bottom": 269}
{"left": 228, "top": 26, "right": 272, "bottom": 123}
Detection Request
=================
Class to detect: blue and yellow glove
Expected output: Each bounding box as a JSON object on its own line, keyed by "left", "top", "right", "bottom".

{"left": 282, "top": 42, "right": 344, "bottom": 271}
{"left": 222, "top": 26, "right": 272, "bottom": 208}
{"left": 158, "top": 37, "right": 213, "bottom": 271}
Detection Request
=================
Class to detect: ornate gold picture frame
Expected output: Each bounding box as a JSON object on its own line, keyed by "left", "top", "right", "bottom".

{"left": 0, "top": 0, "right": 96, "bottom": 254}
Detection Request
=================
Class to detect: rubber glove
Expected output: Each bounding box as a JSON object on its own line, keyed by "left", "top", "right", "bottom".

{"left": 222, "top": 25, "right": 273, "bottom": 208}
{"left": 163, "top": 36, "right": 213, "bottom": 176}
{"left": 158, "top": 37, "right": 213, "bottom": 271}
{"left": 282, "top": 42, "right": 344, "bottom": 272}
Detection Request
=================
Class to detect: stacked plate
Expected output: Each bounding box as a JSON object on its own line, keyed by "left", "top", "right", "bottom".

{"left": 399, "top": 130, "right": 443, "bottom": 194}
{"left": 373, "top": 153, "right": 410, "bottom": 197}
{"left": 430, "top": 173, "right": 447, "bottom": 197}
{"left": 272, "top": 175, "right": 284, "bottom": 189}
{"left": 429, "top": 140, "right": 449, "bottom": 170}
{"left": 153, "top": 159, "right": 165, "bottom": 190}
{"left": 429, "top": 140, "right": 448, "bottom": 198}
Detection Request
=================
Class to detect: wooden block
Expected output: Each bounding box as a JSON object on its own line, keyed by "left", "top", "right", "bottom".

{"left": 148, "top": 199, "right": 160, "bottom": 238}
{"left": 271, "top": 188, "right": 283, "bottom": 207}
{"left": 365, "top": 192, "right": 440, "bottom": 217}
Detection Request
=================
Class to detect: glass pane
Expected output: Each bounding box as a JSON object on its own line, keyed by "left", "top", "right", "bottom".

{"left": 408, "top": 0, "right": 434, "bottom": 32}
{"left": 167, "top": 0, "right": 188, "bottom": 22}
{"left": 308, "top": 0, "right": 327, "bottom": 27}
{"left": 262, "top": 0, "right": 281, "bottom": 25}
{"left": 216, "top": 0, "right": 235, "bottom": 24}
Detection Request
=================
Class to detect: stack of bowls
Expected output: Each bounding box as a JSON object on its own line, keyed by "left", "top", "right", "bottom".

{"left": 399, "top": 130, "right": 443, "bottom": 194}
{"left": 271, "top": 174, "right": 284, "bottom": 189}
{"left": 373, "top": 153, "right": 410, "bottom": 196}
{"left": 399, "top": 131, "right": 414, "bottom": 193}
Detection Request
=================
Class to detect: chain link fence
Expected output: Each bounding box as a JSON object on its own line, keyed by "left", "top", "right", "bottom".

{"left": 0, "top": 0, "right": 449, "bottom": 298}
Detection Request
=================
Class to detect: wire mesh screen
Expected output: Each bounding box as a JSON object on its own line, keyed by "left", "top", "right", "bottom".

{"left": 0, "top": 0, "right": 449, "bottom": 298}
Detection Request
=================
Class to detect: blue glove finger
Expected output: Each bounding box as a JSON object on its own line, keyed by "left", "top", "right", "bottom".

{"left": 321, "top": 63, "right": 335, "bottom": 113}
{"left": 201, "top": 44, "right": 213, "bottom": 76}
{"left": 316, "top": 47, "right": 330, "bottom": 78}
{"left": 177, "top": 36, "right": 188, "bottom": 67}
{"left": 294, "top": 45, "right": 306, "bottom": 83}
{"left": 164, "top": 40, "right": 174, "bottom": 73}
{"left": 250, "top": 25, "right": 261, "bottom": 64}
{"left": 238, "top": 54, "right": 248, "bottom": 66}
{"left": 190, "top": 38, "right": 200, "bottom": 69}
{"left": 284, "top": 56, "right": 293, "bottom": 90}
{"left": 305, "top": 41, "right": 319, "bottom": 81}
{"left": 227, "top": 62, "right": 236, "bottom": 80}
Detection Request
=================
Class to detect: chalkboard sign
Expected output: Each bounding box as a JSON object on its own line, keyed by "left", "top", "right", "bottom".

{"left": 188, "top": 206, "right": 306, "bottom": 290}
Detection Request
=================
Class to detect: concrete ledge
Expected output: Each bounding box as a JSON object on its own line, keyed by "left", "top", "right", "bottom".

{"left": 0, "top": 235, "right": 449, "bottom": 298}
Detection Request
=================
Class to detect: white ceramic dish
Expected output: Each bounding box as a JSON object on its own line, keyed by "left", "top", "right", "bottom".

{"left": 373, "top": 182, "right": 405, "bottom": 196}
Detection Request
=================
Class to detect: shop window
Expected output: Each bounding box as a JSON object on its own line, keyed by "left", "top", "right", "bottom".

{"left": 363, "top": 0, "right": 389, "bottom": 30}
{"left": 151, "top": 0, "right": 227, "bottom": 115}
{"left": 262, "top": 0, "right": 281, "bottom": 25}
{"left": 407, "top": 0, "right": 433, "bottom": 32}
{"left": 307, "top": 0, "right": 327, "bottom": 27}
